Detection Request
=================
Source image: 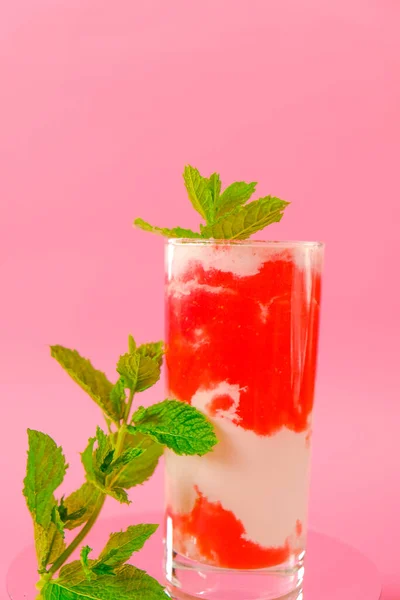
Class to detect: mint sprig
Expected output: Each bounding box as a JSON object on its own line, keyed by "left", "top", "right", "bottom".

{"left": 42, "top": 563, "right": 167, "bottom": 600}
{"left": 25, "top": 335, "right": 217, "bottom": 598}
{"left": 134, "top": 218, "right": 202, "bottom": 239}
{"left": 129, "top": 399, "right": 217, "bottom": 456}
{"left": 134, "top": 165, "right": 289, "bottom": 240}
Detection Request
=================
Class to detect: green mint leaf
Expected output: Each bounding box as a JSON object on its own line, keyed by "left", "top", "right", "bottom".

{"left": 134, "top": 218, "right": 201, "bottom": 239}
{"left": 99, "top": 450, "right": 115, "bottom": 474}
{"left": 110, "top": 379, "right": 126, "bottom": 421}
{"left": 60, "top": 483, "right": 101, "bottom": 530}
{"left": 47, "top": 524, "right": 66, "bottom": 566}
{"left": 112, "top": 431, "right": 163, "bottom": 489}
{"left": 183, "top": 165, "right": 213, "bottom": 221}
{"left": 23, "top": 430, "right": 67, "bottom": 529}
{"left": 116, "top": 353, "right": 140, "bottom": 391}
{"left": 34, "top": 520, "right": 66, "bottom": 572}
{"left": 130, "top": 399, "right": 217, "bottom": 456}
{"left": 137, "top": 341, "right": 164, "bottom": 369}
{"left": 117, "top": 352, "right": 161, "bottom": 393}
{"left": 50, "top": 346, "right": 122, "bottom": 423}
{"left": 81, "top": 437, "right": 97, "bottom": 483}
{"left": 95, "top": 427, "right": 113, "bottom": 469}
{"left": 215, "top": 181, "right": 257, "bottom": 217}
{"left": 81, "top": 435, "right": 130, "bottom": 504}
{"left": 44, "top": 564, "right": 167, "bottom": 600}
{"left": 135, "top": 355, "right": 161, "bottom": 392}
{"left": 96, "top": 524, "right": 158, "bottom": 569}
{"left": 91, "top": 563, "right": 116, "bottom": 577}
{"left": 128, "top": 334, "right": 136, "bottom": 354}
{"left": 108, "top": 448, "right": 144, "bottom": 474}
{"left": 107, "top": 487, "right": 130, "bottom": 505}
{"left": 208, "top": 172, "right": 221, "bottom": 207}
{"left": 58, "top": 502, "right": 86, "bottom": 526}
{"left": 51, "top": 504, "right": 65, "bottom": 536}
{"left": 32, "top": 487, "right": 67, "bottom": 572}
{"left": 58, "top": 561, "right": 88, "bottom": 586}
{"left": 24, "top": 429, "right": 67, "bottom": 572}
{"left": 80, "top": 546, "right": 93, "bottom": 580}
{"left": 201, "top": 195, "right": 290, "bottom": 240}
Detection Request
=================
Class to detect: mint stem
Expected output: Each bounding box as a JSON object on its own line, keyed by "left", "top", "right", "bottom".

{"left": 47, "top": 493, "right": 106, "bottom": 576}
{"left": 124, "top": 389, "right": 135, "bottom": 423}
{"left": 115, "top": 389, "right": 135, "bottom": 457}
{"left": 46, "top": 396, "right": 134, "bottom": 580}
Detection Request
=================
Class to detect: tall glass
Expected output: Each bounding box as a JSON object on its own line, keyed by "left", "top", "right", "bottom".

{"left": 164, "top": 239, "right": 324, "bottom": 600}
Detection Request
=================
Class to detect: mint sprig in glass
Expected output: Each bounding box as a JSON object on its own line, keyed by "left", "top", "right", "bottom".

{"left": 135, "top": 166, "right": 324, "bottom": 600}
{"left": 134, "top": 165, "right": 290, "bottom": 240}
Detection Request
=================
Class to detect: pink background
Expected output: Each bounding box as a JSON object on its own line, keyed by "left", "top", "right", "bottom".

{"left": 1, "top": 1, "right": 399, "bottom": 598}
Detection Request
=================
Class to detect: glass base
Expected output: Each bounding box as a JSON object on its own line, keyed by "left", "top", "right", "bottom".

{"left": 7, "top": 512, "right": 381, "bottom": 600}
{"left": 166, "top": 550, "right": 304, "bottom": 600}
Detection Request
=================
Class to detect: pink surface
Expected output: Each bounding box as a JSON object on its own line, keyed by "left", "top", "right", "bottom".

{"left": 0, "top": 1, "right": 399, "bottom": 598}
{"left": 7, "top": 513, "right": 382, "bottom": 600}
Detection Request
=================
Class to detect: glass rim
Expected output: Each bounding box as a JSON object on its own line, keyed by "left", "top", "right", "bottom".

{"left": 167, "top": 238, "right": 324, "bottom": 248}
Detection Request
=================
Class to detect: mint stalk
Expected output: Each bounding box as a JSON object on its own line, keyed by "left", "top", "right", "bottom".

{"left": 24, "top": 335, "right": 217, "bottom": 598}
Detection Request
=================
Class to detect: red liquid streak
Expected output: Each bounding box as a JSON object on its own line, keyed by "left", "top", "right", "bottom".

{"left": 169, "top": 488, "right": 291, "bottom": 569}
{"left": 166, "top": 255, "right": 321, "bottom": 436}
{"left": 208, "top": 394, "right": 235, "bottom": 416}
{"left": 296, "top": 519, "right": 303, "bottom": 537}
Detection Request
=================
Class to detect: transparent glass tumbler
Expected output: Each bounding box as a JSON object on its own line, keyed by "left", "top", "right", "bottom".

{"left": 164, "top": 239, "right": 324, "bottom": 600}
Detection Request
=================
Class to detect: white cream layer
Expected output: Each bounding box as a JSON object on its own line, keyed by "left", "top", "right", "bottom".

{"left": 167, "top": 242, "right": 322, "bottom": 282}
{"left": 165, "top": 382, "right": 312, "bottom": 549}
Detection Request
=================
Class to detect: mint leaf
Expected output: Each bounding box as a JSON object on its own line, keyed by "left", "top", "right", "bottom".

{"left": 23, "top": 430, "right": 68, "bottom": 571}
{"left": 134, "top": 218, "right": 201, "bottom": 239}
{"left": 92, "top": 564, "right": 116, "bottom": 577}
{"left": 81, "top": 434, "right": 130, "bottom": 504}
{"left": 201, "top": 195, "right": 290, "bottom": 240}
{"left": 137, "top": 341, "right": 164, "bottom": 369}
{"left": 116, "top": 353, "right": 140, "bottom": 391}
{"left": 108, "top": 448, "right": 144, "bottom": 474}
{"left": 128, "top": 334, "right": 136, "bottom": 354}
{"left": 208, "top": 172, "right": 221, "bottom": 208}
{"left": 81, "top": 437, "right": 98, "bottom": 483}
{"left": 60, "top": 483, "right": 101, "bottom": 530}
{"left": 58, "top": 561, "right": 88, "bottom": 586}
{"left": 96, "top": 524, "right": 158, "bottom": 569}
{"left": 135, "top": 356, "right": 161, "bottom": 392}
{"left": 52, "top": 504, "right": 65, "bottom": 536}
{"left": 183, "top": 165, "right": 214, "bottom": 221}
{"left": 40, "top": 506, "right": 67, "bottom": 569}
{"left": 107, "top": 487, "right": 130, "bottom": 504}
{"left": 44, "top": 564, "right": 167, "bottom": 600}
{"left": 94, "top": 427, "right": 114, "bottom": 472}
{"left": 99, "top": 450, "right": 115, "bottom": 474}
{"left": 215, "top": 181, "right": 257, "bottom": 217}
{"left": 117, "top": 352, "right": 161, "bottom": 393}
{"left": 34, "top": 520, "right": 66, "bottom": 572}
{"left": 80, "top": 546, "right": 93, "bottom": 580}
{"left": 23, "top": 430, "right": 67, "bottom": 529}
{"left": 112, "top": 431, "right": 163, "bottom": 489}
{"left": 110, "top": 379, "right": 126, "bottom": 421}
{"left": 50, "top": 346, "right": 122, "bottom": 423}
{"left": 130, "top": 399, "right": 217, "bottom": 456}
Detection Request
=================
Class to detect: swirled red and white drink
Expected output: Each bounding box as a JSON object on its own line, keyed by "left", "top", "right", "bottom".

{"left": 164, "top": 239, "right": 323, "bottom": 599}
